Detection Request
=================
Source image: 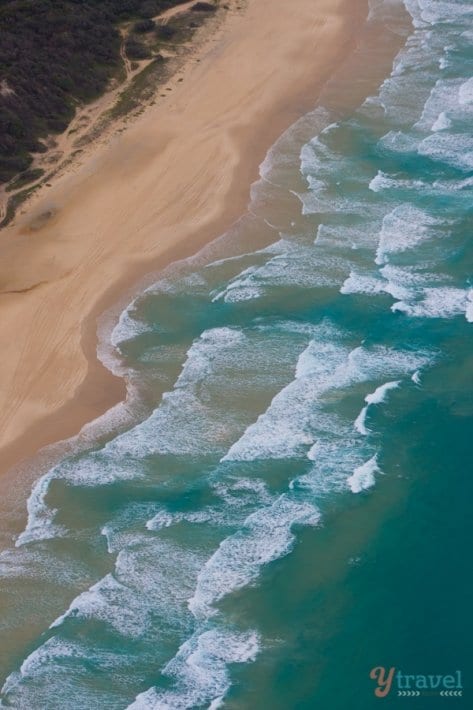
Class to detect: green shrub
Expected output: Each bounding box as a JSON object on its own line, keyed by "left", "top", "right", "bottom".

{"left": 0, "top": 0, "right": 214, "bottom": 188}
{"left": 6, "top": 168, "right": 45, "bottom": 192}
{"left": 155, "top": 24, "right": 177, "bottom": 40}
{"left": 133, "top": 19, "right": 155, "bottom": 33}
{"left": 125, "top": 37, "right": 152, "bottom": 59}
{"left": 192, "top": 2, "right": 216, "bottom": 11}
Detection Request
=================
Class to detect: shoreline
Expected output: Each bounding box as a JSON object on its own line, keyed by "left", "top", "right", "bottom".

{"left": 0, "top": 0, "right": 368, "bottom": 480}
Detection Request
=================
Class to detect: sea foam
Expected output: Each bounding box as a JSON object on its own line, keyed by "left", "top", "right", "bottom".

{"left": 188, "top": 496, "right": 320, "bottom": 619}
{"left": 375, "top": 204, "right": 441, "bottom": 265}
{"left": 354, "top": 381, "right": 401, "bottom": 435}
{"left": 347, "top": 456, "right": 381, "bottom": 493}
{"left": 128, "top": 627, "right": 260, "bottom": 710}
{"left": 392, "top": 286, "right": 472, "bottom": 319}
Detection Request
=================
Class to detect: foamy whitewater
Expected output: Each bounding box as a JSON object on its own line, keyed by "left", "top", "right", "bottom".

{"left": 0, "top": 1, "right": 471, "bottom": 708}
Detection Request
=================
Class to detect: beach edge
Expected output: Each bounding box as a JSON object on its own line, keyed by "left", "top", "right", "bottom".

{"left": 0, "top": 0, "right": 368, "bottom": 479}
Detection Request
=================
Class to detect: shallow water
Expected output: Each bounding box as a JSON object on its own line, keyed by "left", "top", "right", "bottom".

{"left": 0, "top": 0, "right": 472, "bottom": 708}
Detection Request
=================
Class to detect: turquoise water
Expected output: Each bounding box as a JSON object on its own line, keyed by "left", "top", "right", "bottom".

{"left": 1, "top": 0, "right": 472, "bottom": 708}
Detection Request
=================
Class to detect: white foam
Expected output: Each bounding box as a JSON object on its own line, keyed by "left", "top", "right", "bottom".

{"left": 145, "top": 508, "right": 218, "bottom": 532}
{"left": 2, "top": 638, "right": 87, "bottom": 694}
{"left": 418, "top": 132, "right": 473, "bottom": 171}
{"left": 48, "top": 535, "right": 204, "bottom": 641}
{"left": 101, "top": 502, "right": 160, "bottom": 552}
{"left": 16, "top": 374, "right": 210, "bottom": 546}
{"left": 380, "top": 263, "right": 442, "bottom": 299}
{"left": 367, "top": 0, "right": 407, "bottom": 25}
{"left": 1, "top": 637, "right": 126, "bottom": 708}
{"left": 366, "top": 380, "right": 401, "bottom": 405}
{"left": 404, "top": 0, "right": 473, "bottom": 27}
{"left": 224, "top": 330, "right": 431, "bottom": 462}
{"left": 392, "top": 287, "right": 471, "bottom": 319}
{"left": 15, "top": 470, "right": 67, "bottom": 547}
{"left": 14, "top": 437, "right": 148, "bottom": 551}
{"left": 297, "top": 187, "right": 378, "bottom": 217}
{"left": 368, "top": 17, "right": 440, "bottom": 127}
{"left": 378, "top": 130, "right": 419, "bottom": 154}
{"left": 188, "top": 497, "right": 320, "bottom": 619}
{"left": 49, "top": 573, "right": 149, "bottom": 638}
{"left": 433, "top": 175, "right": 473, "bottom": 191}
{"left": 354, "top": 380, "right": 401, "bottom": 436}
{"left": 354, "top": 406, "right": 370, "bottom": 435}
{"left": 222, "top": 334, "right": 350, "bottom": 461}
{"left": 299, "top": 439, "right": 373, "bottom": 496}
{"left": 354, "top": 381, "right": 401, "bottom": 435}
{"left": 344, "top": 261, "right": 469, "bottom": 323}
{"left": 211, "top": 264, "right": 263, "bottom": 303}
{"left": 432, "top": 112, "right": 452, "bottom": 131}
{"left": 294, "top": 338, "right": 342, "bottom": 380}
{"left": 212, "top": 236, "right": 353, "bottom": 303}
{"left": 298, "top": 126, "right": 385, "bottom": 216}
{"left": 212, "top": 477, "right": 274, "bottom": 509}
{"left": 466, "top": 289, "right": 473, "bottom": 323}
{"left": 346, "top": 345, "right": 431, "bottom": 382}
{"left": 415, "top": 78, "right": 466, "bottom": 132}
{"left": 341, "top": 271, "right": 388, "bottom": 297}
{"left": 369, "top": 171, "right": 426, "bottom": 192}
{"left": 101, "top": 326, "right": 251, "bottom": 459}
{"left": 299, "top": 126, "right": 339, "bottom": 180}
{"left": 347, "top": 455, "right": 380, "bottom": 493}
{"left": 259, "top": 105, "right": 332, "bottom": 184}
{"left": 315, "top": 221, "right": 380, "bottom": 251}
{"left": 351, "top": 264, "right": 426, "bottom": 302}
{"left": 111, "top": 307, "right": 149, "bottom": 349}
{"left": 459, "top": 77, "right": 473, "bottom": 105}
{"left": 204, "top": 251, "right": 256, "bottom": 269}
{"left": 375, "top": 204, "right": 440, "bottom": 265}
{"left": 128, "top": 628, "right": 260, "bottom": 710}
{"left": 0, "top": 546, "right": 90, "bottom": 587}
{"left": 369, "top": 172, "right": 473, "bottom": 195}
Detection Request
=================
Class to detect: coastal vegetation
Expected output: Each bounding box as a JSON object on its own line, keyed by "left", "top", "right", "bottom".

{"left": 0, "top": 0, "right": 207, "bottom": 187}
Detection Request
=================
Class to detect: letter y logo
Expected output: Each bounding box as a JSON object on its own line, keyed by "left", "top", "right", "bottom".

{"left": 370, "top": 666, "right": 396, "bottom": 698}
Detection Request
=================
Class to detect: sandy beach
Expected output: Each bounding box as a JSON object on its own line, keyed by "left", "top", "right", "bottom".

{"left": 0, "top": 0, "right": 367, "bottom": 478}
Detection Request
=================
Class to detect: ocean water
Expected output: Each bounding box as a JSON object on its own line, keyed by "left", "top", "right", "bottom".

{"left": 0, "top": 0, "right": 472, "bottom": 708}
